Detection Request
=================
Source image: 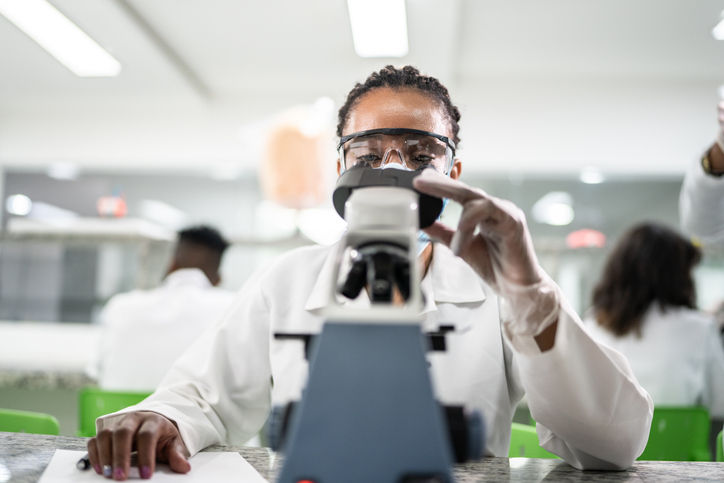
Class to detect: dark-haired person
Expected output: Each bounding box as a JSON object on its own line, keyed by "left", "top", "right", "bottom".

{"left": 92, "top": 226, "right": 236, "bottom": 392}
{"left": 585, "top": 223, "right": 724, "bottom": 418}
{"left": 86, "top": 66, "right": 652, "bottom": 480}
{"left": 680, "top": 102, "right": 724, "bottom": 244}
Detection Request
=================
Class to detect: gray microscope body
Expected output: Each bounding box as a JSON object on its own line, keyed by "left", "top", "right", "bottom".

{"left": 271, "top": 165, "right": 484, "bottom": 483}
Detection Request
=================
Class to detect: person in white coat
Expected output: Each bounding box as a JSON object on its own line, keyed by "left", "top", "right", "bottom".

{"left": 679, "top": 102, "right": 724, "bottom": 244}
{"left": 585, "top": 222, "right": 724, "bottom": 417}
{"left": 86, "top": 66, "right": 653, "bottom": 481}
{"left": 93, "top": 226, "right": 236, "bottom": 392}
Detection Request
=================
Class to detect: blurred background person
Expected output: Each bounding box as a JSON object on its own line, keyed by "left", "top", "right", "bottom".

{"left": 711, "top": 299, "right": 724, "bottom": 345}
{"left": 90, "top": 225, "right": 235, "bottom": 392}
{"left": 680, "top": 101, "right": 724, "bottom": 244}
{"left": 584, "top": 222, "right": 724, "bottom": 419}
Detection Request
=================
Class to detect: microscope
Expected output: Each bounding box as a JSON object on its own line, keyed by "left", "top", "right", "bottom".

{"left": 270, "top": 164, "right": 484, "bottom": 483}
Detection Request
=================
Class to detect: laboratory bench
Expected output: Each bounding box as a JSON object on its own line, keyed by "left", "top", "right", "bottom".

{"left": 0, "top": 321, "right": 99, "bottom": 437}
{"left": 1, "top": 432, "right": 723, "bottom": 482}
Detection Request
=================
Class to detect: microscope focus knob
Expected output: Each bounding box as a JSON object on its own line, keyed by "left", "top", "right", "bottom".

{"left": 443, "top": 405, "right": 485, "bottom": 463}
{"left": 267, "top": 403, "right": 296, "bottom": 452}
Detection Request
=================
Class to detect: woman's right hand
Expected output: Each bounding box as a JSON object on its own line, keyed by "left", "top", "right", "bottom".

{"left": 87, "top": 411, "right": 190, "bottom": 480}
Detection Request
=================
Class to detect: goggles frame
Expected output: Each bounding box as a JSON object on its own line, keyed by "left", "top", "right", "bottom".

{"left": 337, "top": 128, "right": 456, "bottom": 175}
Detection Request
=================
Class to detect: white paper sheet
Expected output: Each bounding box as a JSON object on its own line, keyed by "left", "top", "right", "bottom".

{"left": 39, "top": 449, "right": 269, "bottom": 482}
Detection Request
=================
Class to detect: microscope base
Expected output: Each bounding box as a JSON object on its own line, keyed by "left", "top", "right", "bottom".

{"left": 277, "top": 322, "right": 455, "bottom": 483}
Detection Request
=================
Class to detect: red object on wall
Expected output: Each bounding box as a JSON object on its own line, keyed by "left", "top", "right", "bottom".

{"left": 566, "top": 228, "right": 606, "bottom": 249}
{"left": 97, "top": 195, "right": 127, "bottom": 218}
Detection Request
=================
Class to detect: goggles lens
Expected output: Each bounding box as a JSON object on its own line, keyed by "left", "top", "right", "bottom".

{"left": 339, "top": 129, "right": 454, "bottom": 174}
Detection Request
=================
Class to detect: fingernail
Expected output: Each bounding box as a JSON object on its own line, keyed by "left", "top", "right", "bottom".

{"left": 102, "top": 465, "right": 112, "bottom": 478}
{"left": 113, "top": 467, "right": 125, "bottom": 480}
{"left": 140, "top": 466, "right": 152, "bottom": 479}
{"left": 94, "top": 464, "right": 101, "bottom": 474}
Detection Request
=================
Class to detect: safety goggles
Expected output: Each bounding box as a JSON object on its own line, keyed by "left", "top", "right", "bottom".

{"left": 337, "top": 128, "right": 456, "bottom": 175}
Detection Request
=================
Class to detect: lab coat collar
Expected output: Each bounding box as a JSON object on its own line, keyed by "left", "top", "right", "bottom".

{"left": 163, "top": 268, "right": 213, "bottom": 289}
{"left": 304, "top": 243, "right": 486, "bottom": 313}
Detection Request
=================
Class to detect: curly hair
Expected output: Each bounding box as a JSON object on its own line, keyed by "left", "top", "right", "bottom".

{"left": 178, "top": 225, "right": 229, "bottom": 256}
{"left": 336, "top": 65, "right": 462, "bottom": 146}
{"left": 592, "top": 222, "right": 701, "bottom": 337}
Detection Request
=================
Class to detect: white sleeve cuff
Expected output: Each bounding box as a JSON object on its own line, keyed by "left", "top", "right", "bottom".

{"left": 498, "top": 270, "right": 560, "bottom": 356}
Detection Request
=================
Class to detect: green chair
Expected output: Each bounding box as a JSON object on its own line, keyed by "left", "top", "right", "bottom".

{"left": 78, "top": 387, "right": 152, "bottom": 437}
{"left": 717, "top": 430, "right": 723, "bottom": 462}
{"left": 637, "top": 407, "right": 711, "bottom": 461}
{"left": 508, "top": 422, "right": 560, "bottom": 458}
{"left": 0, "top": 408, "right": 60, "bottom": 435}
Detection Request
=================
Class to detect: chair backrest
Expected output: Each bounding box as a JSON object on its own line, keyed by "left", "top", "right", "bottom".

{"left": 508, "top": 422, "right": 560, "bottom": 459}
{"left": 637, "top": 406, "right": 711, "bottom": 461}
{"left": 78, "top": 387, "right": 152, "bottom": 437}
{"left": 717, "top": 430, "right": 723, "bottom": 462}
{"left": 0, "top": 408, "right": 60, "bottom": 435}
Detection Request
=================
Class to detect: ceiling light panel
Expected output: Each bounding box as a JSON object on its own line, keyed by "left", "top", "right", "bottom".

{"left": 714, "top": 15, "right": 724, "bottom": 40}
{"left": 347, "top": 0, "right": 408, "bottom": 58}
{"left": 0, "top": 0, "right": 121, "bottom": 77}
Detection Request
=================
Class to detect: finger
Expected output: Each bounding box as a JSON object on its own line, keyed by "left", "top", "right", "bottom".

{"left": 111, "top": 415, "right": 143, "bottom": 480}
{"left": 135, "top": 417, "right": 163, "bottom": 479}
{"left": 412, "top": 169, "right": 487, "bottom": 205}
{"left": 164, "top": 437, "right": 191, "bottom": 474}
{"left": 457, "top": 199, "right": 499, "bottom": 233}
{"left": 422, "top": 221, "right": 455, "bottom": 247}
{"left": 87, "top": 437, "right": 102, "bottom": 475}
{"left": 457, "top": 199, "right": 519, "bottom": 241}
{"left": 96, "top": 429, "right": 114, "bottom": 479}
{"left": 450, "top": 209, "right": 480, "bottom": 257}
{"left": 452, "top": 231, "right": 498, "bottom": 283}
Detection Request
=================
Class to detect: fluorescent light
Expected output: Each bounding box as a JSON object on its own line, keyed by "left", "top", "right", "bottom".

{"left": 544, "top": 203, "right": 575, "bottom": 226}
{"left": 714, "top": 15, "right": 724, "bottom": 40}
{"left": 347, "top": 0, "right": 408, "bottom": 58}
{"left": 580, "top": 167, "right": 604, "bottom": 184}
{"left": 532, "top": 192, "right": 575, "bottom": 226}
{"left": 0, "top": 0, "right": 121, "bottom": 77}
{"left": 6, "top": 195, "right": 33, "bottom": 216}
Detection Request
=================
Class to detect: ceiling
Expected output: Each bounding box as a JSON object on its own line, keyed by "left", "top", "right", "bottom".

{"left": 1, "top": 0, "right": 724, "bottom": 176}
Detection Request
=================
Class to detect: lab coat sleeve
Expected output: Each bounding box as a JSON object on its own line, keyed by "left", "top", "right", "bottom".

{"left": 703, "top": 321, "right": 724, "bottom": 419}
{"left": 96, "top": 269, "right": 273, "bottom": 456}
{"left": 505, "top": 293, "right": 654, "bottom": 470}
{"left": 679, "top": 154, "right": 724, "bottom": 244}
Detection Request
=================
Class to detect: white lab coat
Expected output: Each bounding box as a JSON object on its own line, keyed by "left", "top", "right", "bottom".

{"left": 584, "top": 305, "right": 724, "bottom": 419}
{"left": 680, "top": 155, "right": 724, "bottom": 244}
{"left": 99, "top": 243, "right": 653, "bottom": 470}
{"left": 93, "top": 268, "right": 236, "bottom": 391}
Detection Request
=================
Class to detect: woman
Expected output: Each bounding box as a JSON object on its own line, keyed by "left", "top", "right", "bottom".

{"left": 88, "top": 66, "right": 652, "bottom": 480}
{"left": 586, "top": 222, "right": 724, "bottom": 416}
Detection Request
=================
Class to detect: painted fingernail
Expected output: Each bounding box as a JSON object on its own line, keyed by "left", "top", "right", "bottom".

{"left": 140, "top": 466, "right": 152, "bottom": 479}
{"left": 94, "top": 464, "right": 101, "bottom": 474}
{"left": 102, "top": 465, "right": 112, "bottom": 478}
{"left": 113, "top": 467, "right": 125, "bottom": 480}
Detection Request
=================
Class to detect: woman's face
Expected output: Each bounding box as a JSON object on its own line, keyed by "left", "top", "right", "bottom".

{"left": 337, "top": 87, "right": 461, "bottom": 179}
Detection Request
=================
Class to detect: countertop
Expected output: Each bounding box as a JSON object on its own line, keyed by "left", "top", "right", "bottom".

{"left": 0, "top": 322, "right": 99, "bottom": 390}
{"left": 1, "top": 432, "right": 723, "bottom": 482}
